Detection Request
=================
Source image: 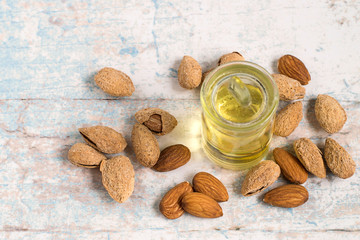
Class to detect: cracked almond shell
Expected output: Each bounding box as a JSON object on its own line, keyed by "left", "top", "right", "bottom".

{"left": 315, "top": 94, "right": 347, "bottom": 133}
{"left": 131, "top": 123, "right": 160, "bottom": 167}
{"left": 241, "top": 160, "right": 281, "bottom": 197}
{"left": 135, "top": 108, "right": 177, "bottom": 136}
{"left": 94, "top": 67, "right": 135, "bottom": 96}
{"left": 100, "top": 156, "right": 135, "bottom": 203}
{"left": 79, "top": 126, "right": 127, "bottom": 154}
{"left": 324, "top": 138, "right": 356, "bottom": 179}
{"left": 178, "top": 56, "right": 202, "bottom": 89}
{"left": 68, "top": 143, "right": 106, "bottom": 168}
{"left": 272, "top": 74, "right": 305, "bottom": 101}
{"left": 294, "top": 138, "right": 326, "bottom": 178}
{"left": 159, "top": 182, "right": 193, "bottom": 219}
{"left": 274, "top": 101, "right": 303, "bottom": 137}
{"left": 218, "top": 52, "right": 245, "bottom": 65}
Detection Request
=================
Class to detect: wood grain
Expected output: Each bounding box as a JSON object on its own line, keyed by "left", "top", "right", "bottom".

{"left": 0, "top": 99, "right": 359, "bottom": 237}
{"left": 0, "top": 0, "right": 360, "bottom": 239}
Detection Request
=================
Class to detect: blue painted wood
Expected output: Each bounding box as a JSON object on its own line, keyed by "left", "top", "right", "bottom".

{"left": 0, "top": 0, "right": 359, "bottom": 239}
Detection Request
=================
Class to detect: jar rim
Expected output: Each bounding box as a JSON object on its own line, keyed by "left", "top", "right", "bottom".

{"left": 200, "top": 61, "right": 279, "bottom": 131}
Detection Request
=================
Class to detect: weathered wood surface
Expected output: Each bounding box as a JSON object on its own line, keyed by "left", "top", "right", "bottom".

{"left": 0, "top": 0, "right": 360, "bottom": 239}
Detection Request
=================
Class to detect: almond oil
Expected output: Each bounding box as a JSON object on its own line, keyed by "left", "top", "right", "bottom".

{"left": 200, "top": 61, "right": 279, "bottom": 170}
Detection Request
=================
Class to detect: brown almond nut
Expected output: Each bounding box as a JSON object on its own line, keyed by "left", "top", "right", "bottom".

{"left": 68, "top": 143, "right": 106, "bottom": 168}
{"left": 100, "top": 156, "right": 135, "bottom": 203}
{"left": 193, "top": 172, "right": 229, "bottom": 202}
{"left": 277, "top": 55, "right": 311, "bottom": 85}
{"left": 273, "top": 148, "right": 308, "bottom": 184}
{"left": 178, "top": 56, "right": 202, "bottom": 89}
{"left": 272, "top": 74, "right": 306, "bottom": 101}
{"left": 94, "top": 67, "right": 135, "bottom": 96}
{"left": 241, "top": 160, "right": 281, "bottom": 197}
{"left": 144, "top": 114, "right": 162, "bottom": 132}
{"left": 294, "top": 138, "right": 326, "bottom": 178}
{"left": 159, "top": 182, "right": 193, "bottom": 219}
{"left": 324, "top": 138, "right": 356, "bottom": 179}
{"left": 79, "top": 126, "right": 127, "bottom": 154}
{"left": 274, "top": 101, "right": 303, "bottom": 137}
{"left": 218, "top": 52, "right": 245, "bottom": 65}
{"left": 181, "top": 192, "right": 223, "bottom": 218}
{"left": 131, "top": 123, "right": 160, "bottom": 167}
{"left": 315, "top": 94, "right": 347, "bottom": 133}
{"left": 263, "top": 184, "right": 309, "bottom": 208}
{"left": 152, "top": 144, "right": 191, "bottom": 172}
{"left": 135, "top": 108, "right": 178, "bottom": 136}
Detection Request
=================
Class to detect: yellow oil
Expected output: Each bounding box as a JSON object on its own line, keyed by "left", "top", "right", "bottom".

{"left": 213, "top": 82, "right": 264, "bottom": 123}
{"left": 202, "top": 78, "right": 272, "bottom": 170}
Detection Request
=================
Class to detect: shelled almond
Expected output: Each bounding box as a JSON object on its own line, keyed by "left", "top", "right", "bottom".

{"left": 159, "top": 172, "right": 228, "bottom": 219}
{"left": 159, "top": 182, "right": 193, "bottom": 219}
{"left": 278, "top": 54, "right": 311, "bottom": 85}
{"left": 273, "top": 148, "right": 308, "bottom": 184}
{"left": 263, "top": 184, "right": 309, "bottom": 208}
{"left": 152, "top": 144, "right": 191, "bottom": 172}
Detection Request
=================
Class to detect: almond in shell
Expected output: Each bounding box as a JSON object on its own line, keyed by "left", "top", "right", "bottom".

{"left": 278, "top": 55, "right": 311, "bottom": 85}
{"left": 94, "top": 67, "right": 135, "bottom": 96}
{"left": 181, "top": 192, "right": 223, "bottom": 218}
{"left": 68, "top": 143, "right": 106, "bottom": 168}
{"left": 294, "top": 138, "right": 326, "bottom": 178}
{"left": 241, "top": 160, "right": 281, "bottom": 197}
{"left": 159, "top": 182, "right": 193, "bottom": 219}
{"left": 263, "top": 184, "right": 309, "bottom": 208}
{"left": 202, "top": 67, "right": 215, "bottom": 83}
{"left": 178, "top": 56, "right": 202, "bottom": 89}
{"left": 274, "top": 101, "right": 303, "bottom": 137}
{"left": 152, "top": 144, "right": 191, "bottom": 172}
{"left": 273, "top": 148, "right": 308, "bottom": 184}
{"left": 193, "top": 172, "right": 229, "bottom": 202}
{"left": 315, "top": 94, "right": 347, "bottom": 133}
{"left": 100, "top": 156, "right": 135, "bottom": 203}
{"left": 272, "top": 74, "right": 305, "bottom": 101}
{"left": 218, "top": 52, "right": 245, "bottom": 65}
{"left": 79, "top": 126, "right": 127, "bottom": 154}
{"left": 131, "top": 123, "right": 160, "bottom": 167}
{"left": 324, "top": 138, "right": 356, "bottom": 179}
{"left": 135, "top": 108, "right": 178, "bottom": 136}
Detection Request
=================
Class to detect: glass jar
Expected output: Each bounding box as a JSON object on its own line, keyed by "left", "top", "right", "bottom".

{"left": 200, "top": 61, "right": 279, "bottom": 170}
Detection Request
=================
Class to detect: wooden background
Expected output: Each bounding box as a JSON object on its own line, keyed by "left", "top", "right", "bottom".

{"left": 0, "top": 0, "right": 359, "bottom": 239}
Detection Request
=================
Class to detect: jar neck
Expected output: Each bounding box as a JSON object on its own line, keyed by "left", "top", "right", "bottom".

{"left": 200, "top": 61, "right": 279, "bottom": 131}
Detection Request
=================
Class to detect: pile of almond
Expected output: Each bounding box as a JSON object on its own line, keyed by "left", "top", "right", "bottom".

{"left": 160, "top": 172, "right": 228, "bottom": 219}
{"left": 66, "top": 51, "right": 354, "bottom": 219}
{"left": 67, "top": 105, "right": 192, "bottom": 203}
{"left": 68, "top": 126, "right": 134, "bottom": 203}
{"left": 237, "top": 54, "right": 355, "bottom": 208}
